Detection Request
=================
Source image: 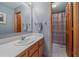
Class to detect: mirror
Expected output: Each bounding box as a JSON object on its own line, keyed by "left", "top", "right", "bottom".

{"left": 0, "top": 2, "right": 32, "bottom": 38}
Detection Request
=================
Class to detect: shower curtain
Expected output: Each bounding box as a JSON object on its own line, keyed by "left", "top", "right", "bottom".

{"left": 52, "top": 12, "right": 66, "bottom": 45}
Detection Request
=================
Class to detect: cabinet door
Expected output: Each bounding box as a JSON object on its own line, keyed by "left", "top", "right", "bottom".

{"left": 16, "top": 51, "right": 28, "bottom": 57}
{"left": 32, "top": 51, "right": 39, "bottom": 57}
{"left": 28, "top": 42, "right": 38, "bottom": 56}
{"left": 38, "top": 39, "right": 44, "bottom": 57}
{"left": 66, "top": 3, "right": 73, "bottom": 56}
{"left": 39, "top": 46, "right": 43, "bottom": 57}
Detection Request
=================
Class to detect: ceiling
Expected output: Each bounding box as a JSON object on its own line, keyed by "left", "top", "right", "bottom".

{"left": 0, "top": 2, "right": 30, "bottom": 9}
{"left": 52, "top": 2, "right": 67, "bottom": 14}
{"left": 0, "top": 2, "right": 67, "bottom": 13}
{"left": 0, "top": 2, "right": 23, "bottom": 9}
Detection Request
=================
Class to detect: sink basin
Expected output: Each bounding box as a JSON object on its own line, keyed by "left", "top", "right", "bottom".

{"left": 16, "top": 35, "right": 37, "bottom": 46}
{"left": 15, "top": 33, "right": 43, "bottom": 46}
{"left": 16, "top": 38, "right": 34, "bottom": 46}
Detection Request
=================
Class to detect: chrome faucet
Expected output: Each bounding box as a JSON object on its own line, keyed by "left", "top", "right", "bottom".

{"left": 21, "top": 36, "right": 26, "bottom": 40}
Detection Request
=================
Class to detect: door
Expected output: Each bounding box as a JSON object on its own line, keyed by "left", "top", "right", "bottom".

{"left": 16, "top": 12, "right": 22, "bottom": 32}
{"left": 66, "top": 3, "right": 73, "bottom": 56}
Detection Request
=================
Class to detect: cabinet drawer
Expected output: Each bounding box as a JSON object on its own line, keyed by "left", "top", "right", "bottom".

{"left": 28, "top": 42, "right": 38, "bottom": 56}
{"left": 32, "top": 51, "right": 39, "bottom": 57}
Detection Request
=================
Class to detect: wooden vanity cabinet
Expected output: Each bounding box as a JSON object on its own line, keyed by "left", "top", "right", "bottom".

{"left": 38, "top": 39, "right": 44, "bottom": 57}
{"left": 16, "top": 49, "right": 28, "bottom": 57}
{"left": 32, "top": 50, "right": 39, "bottom": 57}
{"left": 28, "top": 41, "right": 39, "bottom": 57}
{"left": 16, "top": 38, "right": 44, "bottom": 57}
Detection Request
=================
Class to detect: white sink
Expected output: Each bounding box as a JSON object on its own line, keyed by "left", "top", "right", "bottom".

{"left": 16, "top": 35, "right": 37, "bottom": 46}
{"left": 15, "top": 33, "right": 43, "bottom": 46}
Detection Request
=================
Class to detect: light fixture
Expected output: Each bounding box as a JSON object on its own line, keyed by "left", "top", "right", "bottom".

{"left": 52, "top": 3, "right": 60, "bottom": 8}
{"left": 52, "top": 3, "right": 56, "bottom": 8}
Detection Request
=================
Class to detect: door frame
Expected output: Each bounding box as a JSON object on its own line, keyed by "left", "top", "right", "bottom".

{"left": 73, "top": 2, "right": 78, "bottom": 57}
{"left": 49, "top": 2, "right": 53, "bottom": 56}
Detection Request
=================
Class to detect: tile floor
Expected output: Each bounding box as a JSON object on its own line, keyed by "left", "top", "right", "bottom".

{"left": 52, "top": 43, "right": 67, "bottom": 57}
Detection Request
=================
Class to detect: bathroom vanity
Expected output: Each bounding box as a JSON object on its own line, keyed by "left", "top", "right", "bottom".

{"left": 17, "top": 38, "right": 44, "bottom": 57}
{"left": 0, "top": 33, "right": 44, "bottom": 57}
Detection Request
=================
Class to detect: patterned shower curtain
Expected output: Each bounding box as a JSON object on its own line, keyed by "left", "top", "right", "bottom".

{"left": 52, "top": 12, "right": 66, "bottom": 45}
